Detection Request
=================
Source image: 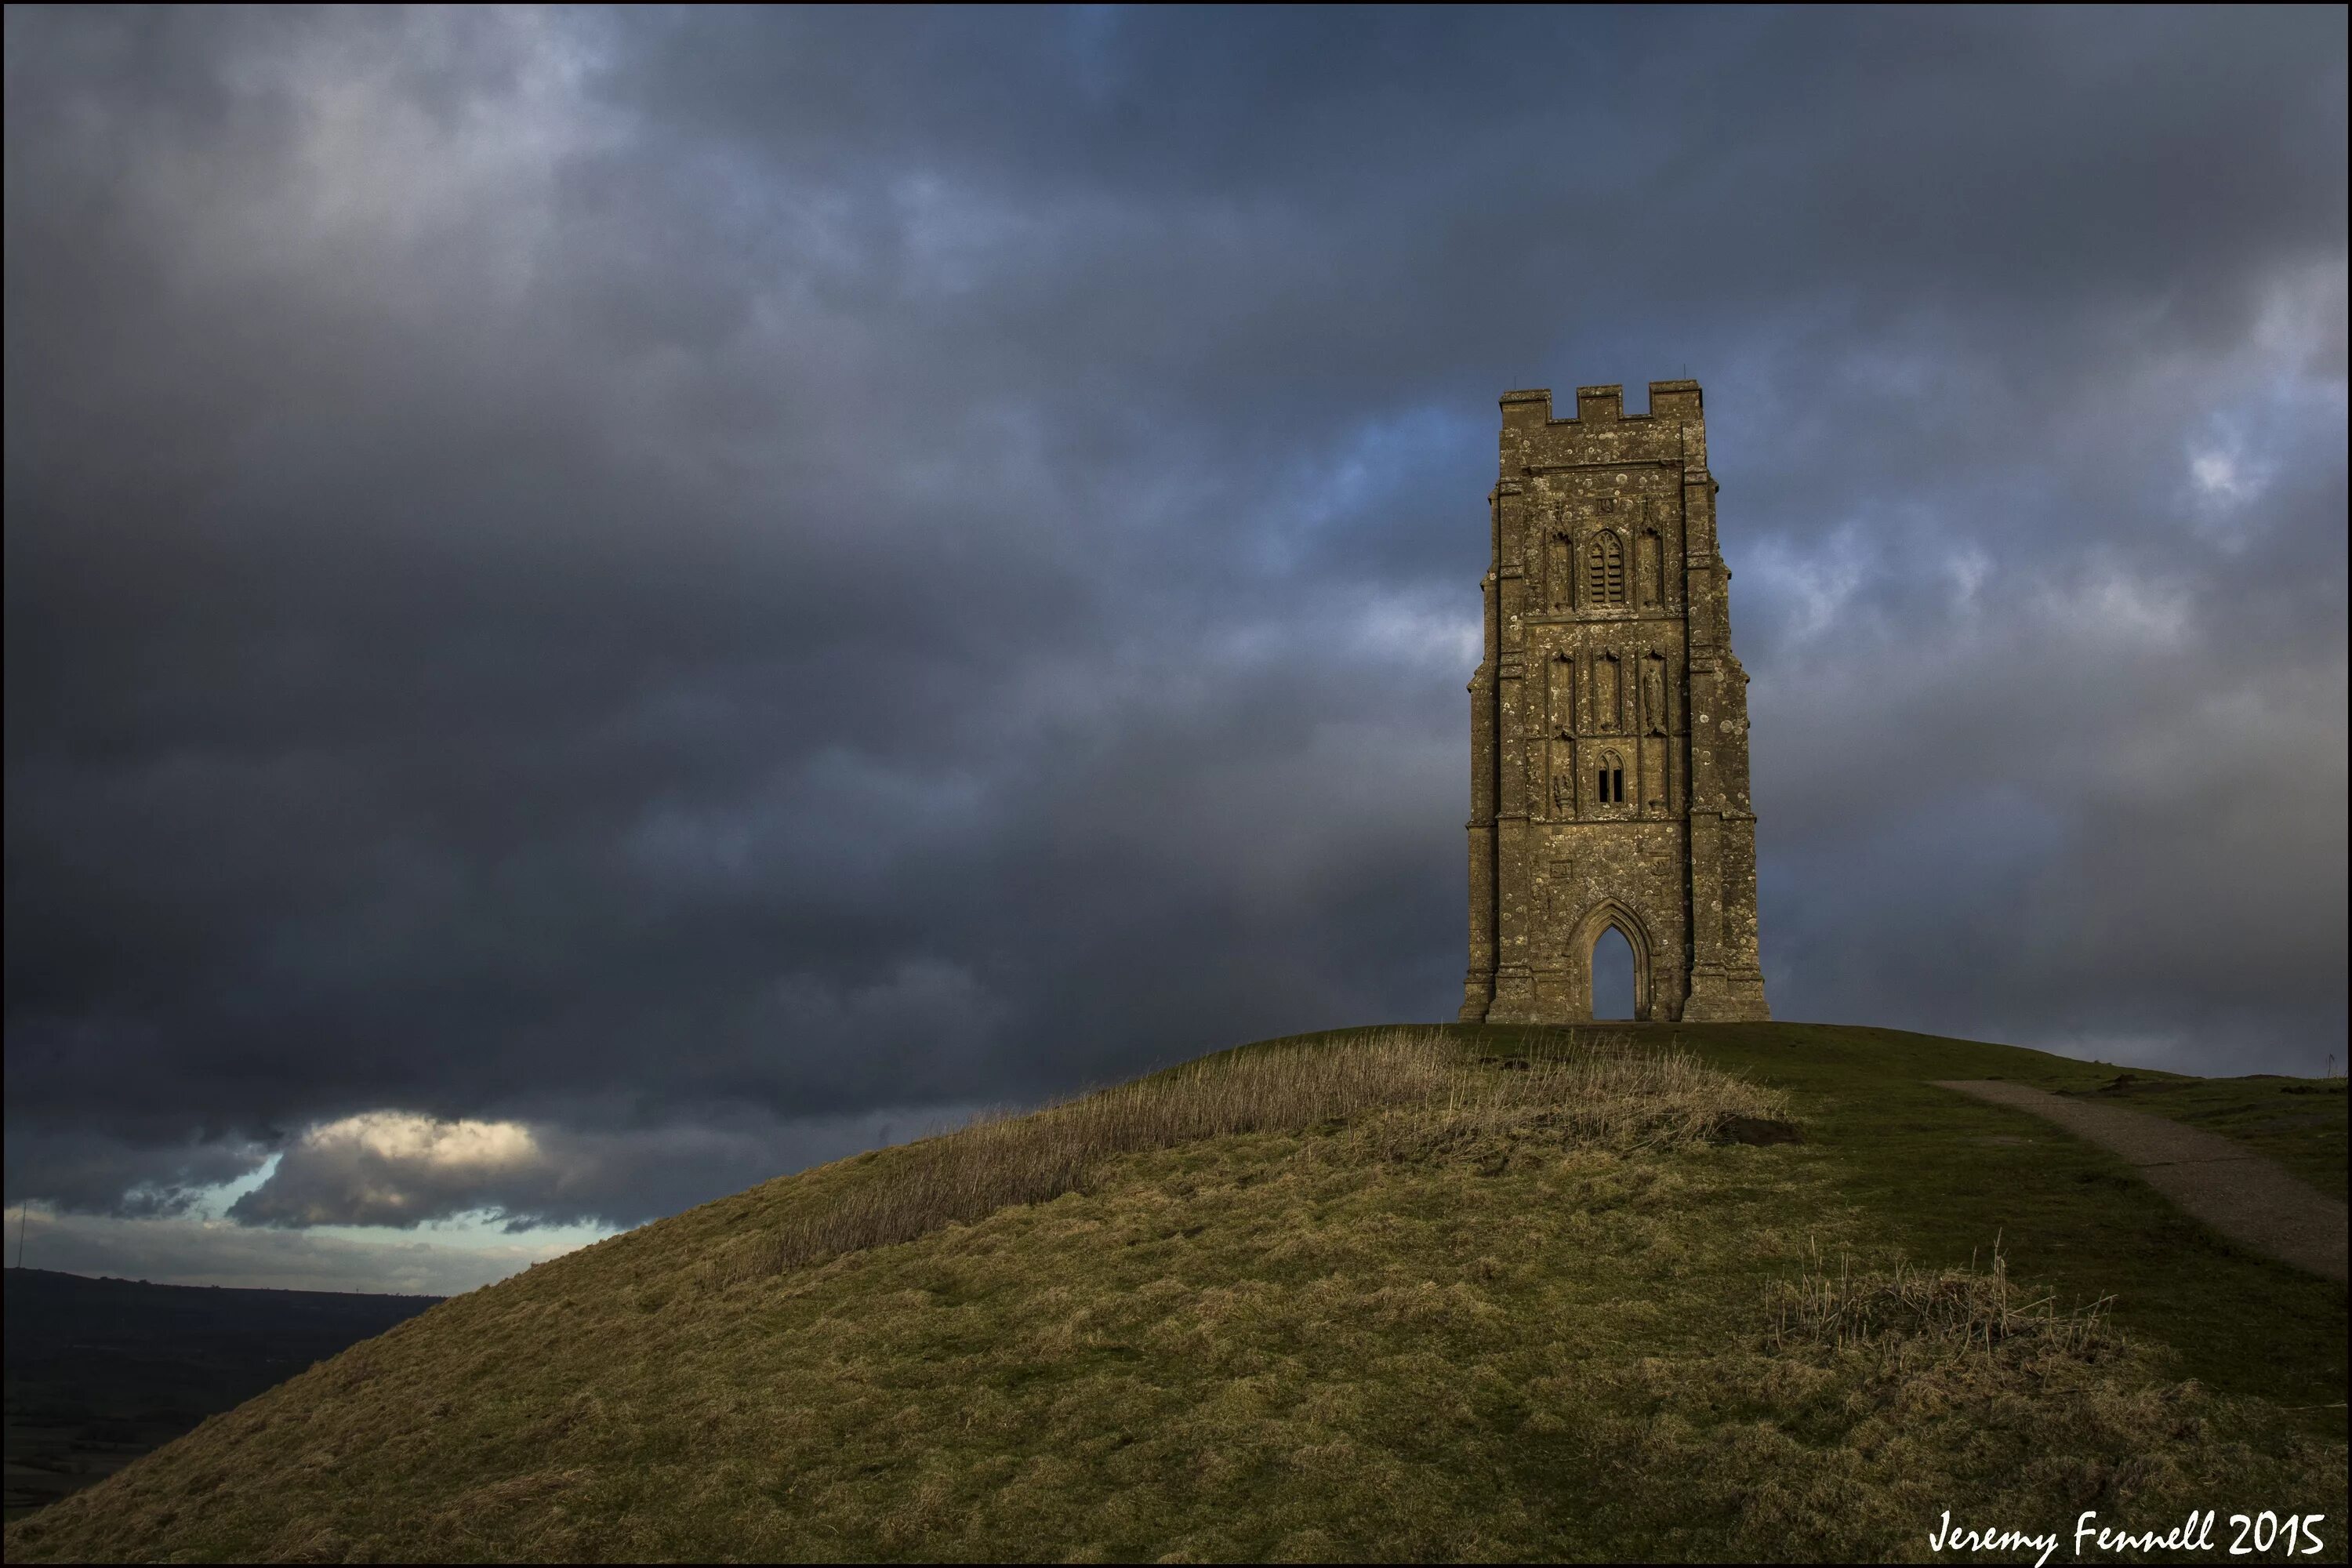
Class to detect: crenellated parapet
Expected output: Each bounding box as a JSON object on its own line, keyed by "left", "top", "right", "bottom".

{"left": 1498, "top": 380, "right": 1704, "bottom": 427}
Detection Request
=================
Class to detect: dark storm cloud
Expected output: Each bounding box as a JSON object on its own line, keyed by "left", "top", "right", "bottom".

{"left": 1, "top": 1125, "right": 270, "bottom": 1219}
{"left": 6, "top": 7, "right": 2344, "bottom": 1238}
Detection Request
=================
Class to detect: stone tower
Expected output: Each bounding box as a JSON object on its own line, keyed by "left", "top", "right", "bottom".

{"left": 1460, "top": 381, "right": 1769, "bottom": 1024}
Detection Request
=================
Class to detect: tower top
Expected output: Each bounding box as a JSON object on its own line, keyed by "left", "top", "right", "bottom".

{"left": 1498, "top": 381, "right": 1703, "bottom": 428}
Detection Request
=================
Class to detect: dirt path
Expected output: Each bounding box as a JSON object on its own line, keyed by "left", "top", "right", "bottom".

{"left": 1933, "top": 1080, "right": 2347, "bottom": 1283}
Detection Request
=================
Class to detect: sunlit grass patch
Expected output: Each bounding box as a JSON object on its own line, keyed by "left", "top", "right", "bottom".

{"left": 720, "top": 1027, "right": 1788, "bottom": 1283}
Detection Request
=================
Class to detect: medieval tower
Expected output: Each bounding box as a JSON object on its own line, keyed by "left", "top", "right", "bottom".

{"left": 1460, "top": 381, "right": 1769, "bottom": 1024}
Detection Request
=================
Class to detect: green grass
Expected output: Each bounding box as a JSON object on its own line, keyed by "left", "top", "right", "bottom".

{"left": 5, "top": 1022, "right": 2344, "bottom": 1563}
{"left": 1635, "top": 1022, "right": 2347, "bottom": 1417}
{"left": 2053, "top": 1072, "right": 2345, "bottom": 1204}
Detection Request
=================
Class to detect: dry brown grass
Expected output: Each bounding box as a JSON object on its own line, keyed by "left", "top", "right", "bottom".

{"left": 725, "top": 1027, "right": 1787, "bottom": 1282}
{"left": 1768, "top": 1239, "right": 2114, "bottom": 1359}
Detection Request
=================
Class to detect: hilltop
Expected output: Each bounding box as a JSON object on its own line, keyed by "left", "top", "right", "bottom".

{"left": 6, "top": 1022, "right": 2345, "bottom": 1563}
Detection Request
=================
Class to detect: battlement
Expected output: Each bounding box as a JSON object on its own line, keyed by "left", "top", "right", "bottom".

{"left": 1499, "top": 380, "right": 1704, "bottom": 430}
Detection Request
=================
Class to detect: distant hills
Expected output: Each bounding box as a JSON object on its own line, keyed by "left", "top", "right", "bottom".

{"left": 4, "top": 1267, "right": 441, "bottom": 1520}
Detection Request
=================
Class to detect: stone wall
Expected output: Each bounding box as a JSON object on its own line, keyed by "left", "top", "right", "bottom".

{"left": 1461, "top": 381, "right": 1769, "bottom": 1023}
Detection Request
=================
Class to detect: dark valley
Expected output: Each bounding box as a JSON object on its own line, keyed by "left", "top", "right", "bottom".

{"left": 4, "top": 1268, "right": 440, "bottom": 1520}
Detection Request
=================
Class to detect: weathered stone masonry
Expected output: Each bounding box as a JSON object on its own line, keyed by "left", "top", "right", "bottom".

{"left": 1460, "top": 381, "right": 1769, "bottom": 1024}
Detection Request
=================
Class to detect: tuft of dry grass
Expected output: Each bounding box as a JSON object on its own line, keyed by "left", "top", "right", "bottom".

{"left": 725, "top": 1028, "right": 1787, "bottom": 1282}
{"left": 1768, "top": 1238, "right": 2114, "bottom": 1359}
{"left": 1348, "top": 1033, "right": 1792, "bottom": 1166}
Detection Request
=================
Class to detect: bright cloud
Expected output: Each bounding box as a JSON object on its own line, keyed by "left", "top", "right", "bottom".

{"left": 306, "top": 1111, "right": 543, "bottom": 1171}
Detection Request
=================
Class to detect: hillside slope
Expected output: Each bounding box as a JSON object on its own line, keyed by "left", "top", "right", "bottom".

{"left": 8, "top": 1023, "right": 2346, "bottom": 1563}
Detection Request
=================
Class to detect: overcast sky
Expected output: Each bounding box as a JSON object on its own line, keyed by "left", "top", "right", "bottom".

{"left": 6, "top": 5, "right": 2345, "bottom": 1294}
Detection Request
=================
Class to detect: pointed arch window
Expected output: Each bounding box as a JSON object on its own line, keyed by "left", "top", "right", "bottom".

{"left": 1595, "top": 749, "right": 1627, "bottom": 805}
{"left": 1585, "top": 533, "right": 1627, "bottom": 606}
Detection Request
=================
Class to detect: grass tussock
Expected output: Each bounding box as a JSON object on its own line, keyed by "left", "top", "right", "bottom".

{"left": 1704, "top": 1244, "right": 2341, "bottom": 1556}
{"left": 727, "top": 1028, "right": 1787, "bottom": 1283}
{"left": 1768, "top": 1240, "right": 2115, "bottom": 1359}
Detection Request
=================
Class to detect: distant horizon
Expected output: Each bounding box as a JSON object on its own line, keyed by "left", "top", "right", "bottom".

{"left": 3, "top": 1261, "right": 447, "bottom": 1300}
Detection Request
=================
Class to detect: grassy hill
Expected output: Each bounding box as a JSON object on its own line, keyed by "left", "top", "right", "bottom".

{"left": 6, "top": 1022, "right": 2345, "bottom": 1563}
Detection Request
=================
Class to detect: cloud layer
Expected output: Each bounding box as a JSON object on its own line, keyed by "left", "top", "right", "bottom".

{"left": 5, "top": 9, "right": 2344, "bottom": 1260}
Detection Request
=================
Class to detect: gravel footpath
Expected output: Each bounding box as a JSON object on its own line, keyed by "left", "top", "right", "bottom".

{"left": 1933, "top": 1079, "right": 2347, "bottom": 1283}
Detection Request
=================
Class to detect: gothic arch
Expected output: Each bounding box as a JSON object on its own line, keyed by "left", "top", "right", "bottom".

{"left": 1584, "top": 531, "right": 1628, "bottom": 607}
{"left": 1592, "top": 746, "right": 1628, "bottom": 809}
{"left": 1571, "top": 897, "right": 1654, "bottom": 1021}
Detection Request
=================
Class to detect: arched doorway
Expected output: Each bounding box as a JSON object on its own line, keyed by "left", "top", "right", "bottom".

{"left": 1571, "top": 898, "right": 1654, "bottom": 1022}
{"left": 1592, "top": 927, "right": 1636, "bottom": 1019}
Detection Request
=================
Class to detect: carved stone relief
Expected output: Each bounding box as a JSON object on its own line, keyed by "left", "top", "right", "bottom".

{"left": 1549, "top": 735, "right": 1577, "bottom": 817}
